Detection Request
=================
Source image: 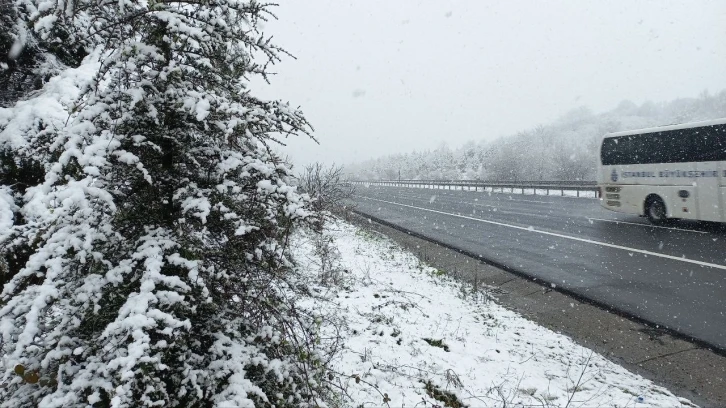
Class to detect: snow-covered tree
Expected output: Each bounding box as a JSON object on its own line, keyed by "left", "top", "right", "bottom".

{"left": 0, "top": 0, "right": 86, "bottom": 108}
{"left": 0, "top": 1, "right": 328, "bottom": 406}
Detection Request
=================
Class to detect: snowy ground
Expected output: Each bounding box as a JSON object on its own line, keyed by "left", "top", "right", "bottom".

{"left": 292, "top": 219, "right": 695, "bottom": 408}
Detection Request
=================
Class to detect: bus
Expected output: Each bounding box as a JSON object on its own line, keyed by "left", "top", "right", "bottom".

{"left": 597, "top": 118, "right": 726, "bottom": 224}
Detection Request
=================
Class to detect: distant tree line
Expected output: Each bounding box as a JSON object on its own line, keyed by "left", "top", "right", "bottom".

{"left": 347, "top": 91, "right": 726, "bottom": 181}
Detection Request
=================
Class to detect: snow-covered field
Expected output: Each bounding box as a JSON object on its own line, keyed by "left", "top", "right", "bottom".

{"left": 292, "top": 219, "right": 695, "bottom": 408}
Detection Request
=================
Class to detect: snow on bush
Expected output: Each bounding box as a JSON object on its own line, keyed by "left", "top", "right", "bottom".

{"left": 0, "top": 1, "right": 330, "bottom": 406}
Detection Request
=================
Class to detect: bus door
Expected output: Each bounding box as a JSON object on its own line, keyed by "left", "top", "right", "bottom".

{"left": 696, "top": 162, "right": 722, "bottom": 222}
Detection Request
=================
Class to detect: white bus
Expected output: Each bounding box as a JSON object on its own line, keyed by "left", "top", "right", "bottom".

{"left": 597, "top": 118, "right": 726, "bottom": 224}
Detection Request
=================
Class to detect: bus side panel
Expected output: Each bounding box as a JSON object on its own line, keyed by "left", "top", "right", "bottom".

{"left": 662, "top": 185, "right": 698, "bottom": 220}
{"left": 617, "top": 185, "right": 646, "bottom": 215}
{"left": 599, "top": 162, "right": 698, "bottom": 219}
{"left": 618, "top": 185, "right": 697, "bottom": 219}
{"left": 696, "top": 161, "right": 722, "bottom": 222}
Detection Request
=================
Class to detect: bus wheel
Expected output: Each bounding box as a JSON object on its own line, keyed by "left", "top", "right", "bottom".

{"left": 645, "top": 196, "right": 667, "bottom": 224}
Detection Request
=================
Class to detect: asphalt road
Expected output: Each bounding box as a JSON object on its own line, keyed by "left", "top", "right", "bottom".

{"left": 352, "top": 185, "right": 726, "bottom": 350}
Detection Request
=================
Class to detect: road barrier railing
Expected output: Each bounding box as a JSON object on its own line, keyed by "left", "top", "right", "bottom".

{"left": 349, "top": 179, "right": 600, "bottom": 198}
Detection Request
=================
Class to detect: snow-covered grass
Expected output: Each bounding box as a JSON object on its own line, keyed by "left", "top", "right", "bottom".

{"left": 293, "top": 219, "right": 696, "bottom": 408}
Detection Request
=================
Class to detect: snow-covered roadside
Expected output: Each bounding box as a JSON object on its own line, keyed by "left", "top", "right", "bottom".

{"left": 292, "top": 219, "right": 695, "bottom": 408}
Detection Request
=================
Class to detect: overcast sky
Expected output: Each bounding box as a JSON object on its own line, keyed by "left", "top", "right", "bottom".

{"left": 255, "top": 0, "right": 726, "bottom": 168}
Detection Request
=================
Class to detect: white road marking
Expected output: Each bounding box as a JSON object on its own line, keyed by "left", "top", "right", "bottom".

{"left": 359, "top": 196, "right": 726, "bottom": 270}
{"left": 586, "top": 217, "right": 708, "bottom": 234}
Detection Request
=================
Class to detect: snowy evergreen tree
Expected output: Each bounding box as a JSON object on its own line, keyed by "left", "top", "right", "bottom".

{"left": 0, "top": 0, "right": 86, "bottom": 107}
{"left": 0, "top": 1, "right": 328, "bottom": 406}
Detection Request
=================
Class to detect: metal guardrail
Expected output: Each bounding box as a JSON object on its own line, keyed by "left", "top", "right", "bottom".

{"left": 350, "top": 179, "right": 600, "bottom": 198}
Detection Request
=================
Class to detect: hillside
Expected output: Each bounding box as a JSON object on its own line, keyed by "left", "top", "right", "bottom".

{"left": 346, "top": 91, "right": 726, "bottom": 181}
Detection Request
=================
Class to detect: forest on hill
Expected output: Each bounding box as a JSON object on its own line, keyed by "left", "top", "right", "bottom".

{"left": 347, "top": 90, "right": 726, "bottom": 181}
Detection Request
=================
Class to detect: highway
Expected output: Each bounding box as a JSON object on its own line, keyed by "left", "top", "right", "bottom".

{"left": 352, "top": 185, "right": 726, "bottom": 350}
